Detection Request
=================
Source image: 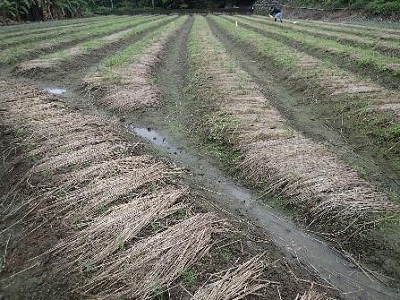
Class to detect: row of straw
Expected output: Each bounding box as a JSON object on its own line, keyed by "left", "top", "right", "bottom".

{"left": 16, "top": 16, "right": 166, "bottom": 73}
{"left": 188, "top": 16, "right": 400, "bottom": 235}
{"left": 0, "top": 78, "right": 281, "bottom": 299}
{"left": 221, "top": 15, "right": 400, "bottom": 117}
{"left": 83, "top": 16, "right": 188, "bottom": 111}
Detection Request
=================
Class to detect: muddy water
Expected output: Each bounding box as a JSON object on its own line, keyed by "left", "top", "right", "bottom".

{"left": 130, "top": 126, "right": 399, "bottom": 300}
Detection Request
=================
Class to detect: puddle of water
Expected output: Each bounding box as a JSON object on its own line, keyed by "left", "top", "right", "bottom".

{"left": 130, "top": 126, "right": 400, "bottom": 300}
{"left": 132, "top": 127, "right": 184, "bottom": 156}
{"left": 43, "top": 87, "right": 67, "bottom": 95}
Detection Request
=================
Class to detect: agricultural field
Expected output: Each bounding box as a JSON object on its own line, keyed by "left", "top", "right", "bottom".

{"left": 1, "top": 13, "right": 400, "bottom": 300}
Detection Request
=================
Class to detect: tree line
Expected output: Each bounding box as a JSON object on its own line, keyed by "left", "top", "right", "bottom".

{"left": 0, "top": 0, "right": 249, "bottom": 22}
{"left": 0, "top": 0, "right": 93, "bottom": 22}
{"left": 1, "top": 0, "right": 399, "bottom": 23}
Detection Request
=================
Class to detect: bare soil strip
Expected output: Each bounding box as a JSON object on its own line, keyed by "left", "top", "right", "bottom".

{"left": 0, "top": 77, "right": 340, "bottom": 299}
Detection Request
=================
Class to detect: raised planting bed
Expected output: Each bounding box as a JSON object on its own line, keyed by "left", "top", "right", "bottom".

{"left": 227, "top": 16, "right": 400, "bottom": 88}
{"left": 241, "top": 15, "right": 400, "bottom": 57}
{"left": 0, "top": 15, "right": 112, "bottom": 35}
{"left": 252, "top": 15, "right": 400, "bottom": 43}
{"left": 16, "top": 16, "right": 176, "bottom": 75}
{"left": 0, "top": 16, "right": 130, "bottom": 50}
{"left": 210, "top": 16, "right": 400, "bottom": 188}
{"left": 83, "top": 16, "right": 187, "bottom": 111}
{"left": 186, "top": 15, "right": 400, "bottom": 282}
{"left": 0, "top": 15, "right": 161, "bottom": 65}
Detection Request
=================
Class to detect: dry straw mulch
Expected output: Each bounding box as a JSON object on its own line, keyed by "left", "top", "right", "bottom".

{"left": 192, "top": 255, "right": 268, "bottom": 300}
{"left": 0, "top": 78, "right": 272, "bottom": 299}
{"left": 294, "top": 284, "right": 336, "bottom": 300}
{"left": 190, "top": 17, "right": 400, "bottom": 233}
{"left": 51, "top": 187, "right": 186, "bottom": 269}
{"left": 225, "top": 15, "right": 400, "bottom": 117}
{"left": 17, "top": 28, "right": 134, "bottom": 73}
{"left": 79, "top": 213, "right": 224, "bottom": 299}
{"left": 83, "top": 17, "right": 187, "bottom": 112}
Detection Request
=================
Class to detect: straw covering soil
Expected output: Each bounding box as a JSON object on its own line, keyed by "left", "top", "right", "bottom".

{"left": 83, "top": 16, "right": 186, "bottom": 111}
{"left": 0, "top": 78, "right": 220, "bottom": 298}
{"left": 191, "top": 255, "right": 267, "bottom": 300}
{"left": 0, "top": 77, "right": 332, "bottom": 299}
{"left": 189, "top": 17, "right": 400, "bottom": 237}
{"left": 3, "top": 13, "right": 400, "bottom": 299}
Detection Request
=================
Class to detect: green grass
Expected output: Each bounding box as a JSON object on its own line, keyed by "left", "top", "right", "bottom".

{"left": 231, "top": 16, "right": 400, "bottom": 83}
{"left": 219, "top": 248, "right": 233, "bottom": 263}
{"left": 242, "top": 16, "right": 400, "bottom": 57}
{"left": 0, "top": 16, "right": 132, "bottom": 50}
{"left": 24, "top": 15, "right": 169, "bottom": 63}
{"left": 150, "top": 284, "right": 167, "bottom": 300}
{"left": 255, "top": 15, "right": 400, "bottom": 40}
{"left": 0, "top": 15, "right": 112, "bottom": 35}
{"left": 183, "top": 17, "right": 245, "bottom": 168}
{"left": 95, "top": 16, "right": 185, "bottom": 72}
{"left": 212, "top": 17, "right": 299, "bottom": 71}
{"left": 181, "top": 268, "right": 197, "bottom": 284}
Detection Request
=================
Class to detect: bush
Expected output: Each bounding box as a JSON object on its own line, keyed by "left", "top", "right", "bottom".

{"left": 364, "top": 0, "right": 400, "bottom": 14}
{"left": 282, "top": 0, "right": 400, "bottom": 14}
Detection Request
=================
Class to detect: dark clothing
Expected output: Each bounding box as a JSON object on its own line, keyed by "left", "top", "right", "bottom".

{"left": 270, "top": 5, "right": 283, "bottom": 22}
{"left": 270, "top": 6, "right": 281, "bottom": 16}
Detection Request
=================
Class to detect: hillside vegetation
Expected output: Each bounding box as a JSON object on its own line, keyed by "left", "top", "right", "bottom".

{"left": 289, "top": 0, "right": 400, "bottom": 13}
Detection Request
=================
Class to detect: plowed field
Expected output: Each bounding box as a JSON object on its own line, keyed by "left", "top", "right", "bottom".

{"left": 1, "top": 14, "right": 400, "bottom": 300}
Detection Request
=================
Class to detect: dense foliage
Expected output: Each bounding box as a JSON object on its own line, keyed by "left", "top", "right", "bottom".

{"left": 0, "top": 0, "right": 254, "bottom": 22}
{"left": 0, "top": 0, "right": 92, "bottom": 21}
{"left": 1, "top": 0, "right": 399, "bottom": 22}
{"left": 285, "top": 0, "right": 400, "bottom": 14}
{"left": 0, "top": 0, "right": 225, "bottom": 21}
